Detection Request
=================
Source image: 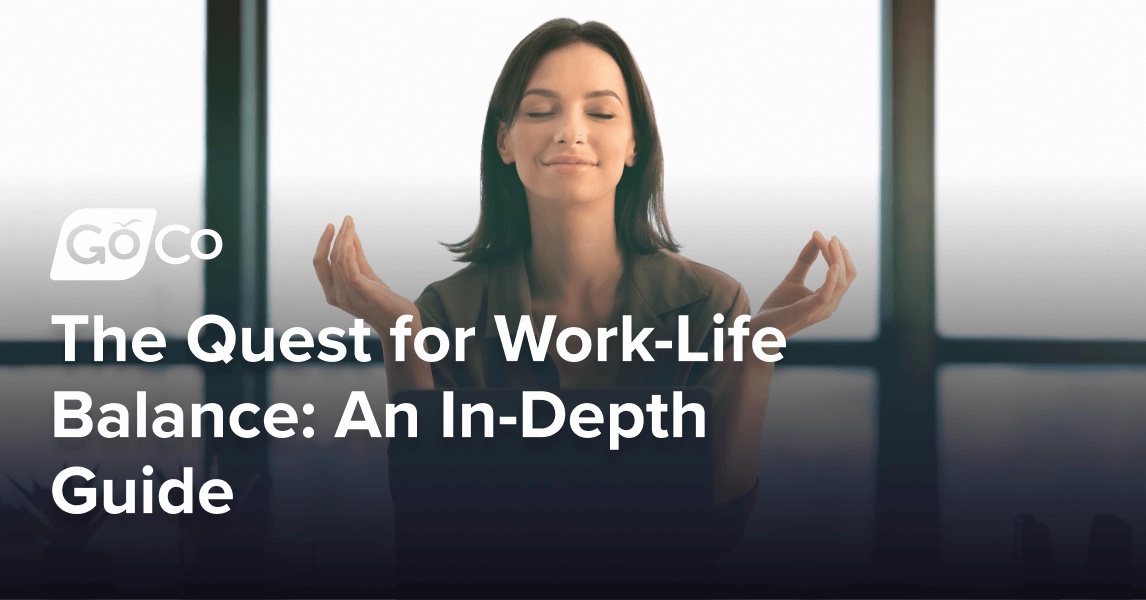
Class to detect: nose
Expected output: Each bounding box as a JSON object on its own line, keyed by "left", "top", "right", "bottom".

{"left": 554, "top": 110, "right": 586, "bottom": 145}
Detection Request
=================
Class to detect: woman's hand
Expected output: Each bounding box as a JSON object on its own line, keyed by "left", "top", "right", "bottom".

{"left": 313, "top": 216, "right": 417, "bottom": 332}
{"left": 751, "top": 231, "right": 856, "bottom": 338}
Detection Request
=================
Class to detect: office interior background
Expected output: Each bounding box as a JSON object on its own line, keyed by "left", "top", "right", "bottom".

{"left": 0, "top": 0, "right": 1144, "bottom": 591}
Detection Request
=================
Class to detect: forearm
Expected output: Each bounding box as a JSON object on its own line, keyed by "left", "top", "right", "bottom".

{"left": 374, "top": 314, "right": 435, "bottom": 402}
{"left": 713, "top": 359, "right": 774, "bottom": 506}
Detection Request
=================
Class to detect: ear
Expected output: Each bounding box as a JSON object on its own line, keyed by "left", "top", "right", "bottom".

{"left": 496, "top": 121, "right": 515, "bottom": 165}
{"left": 624, "top": 135, "right": 637, "bottom": 168}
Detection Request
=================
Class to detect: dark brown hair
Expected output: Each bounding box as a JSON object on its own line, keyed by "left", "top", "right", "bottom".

{"left": 446, "top": 18, "right": 679, "bottom": 264}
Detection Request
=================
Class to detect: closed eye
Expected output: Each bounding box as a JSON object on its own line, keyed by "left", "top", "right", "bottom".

{"left": 527, "top": 112, "right": 555, "bottom": 118}
{"left": 591, "top": 114, "right": 615, "bottom": 120}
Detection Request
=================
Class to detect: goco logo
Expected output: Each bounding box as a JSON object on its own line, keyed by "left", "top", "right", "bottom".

{"left": 50, "top": 209, "right": 222, "bottom": 281}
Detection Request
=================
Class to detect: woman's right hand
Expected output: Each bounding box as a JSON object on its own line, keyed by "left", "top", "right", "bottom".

{"left": 313, "top": 216, "right": 417, "bottom": 332}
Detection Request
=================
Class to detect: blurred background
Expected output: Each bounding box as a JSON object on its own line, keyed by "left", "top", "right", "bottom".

{"left": 0, "top": 0, "right": 1144, "bottom": 594}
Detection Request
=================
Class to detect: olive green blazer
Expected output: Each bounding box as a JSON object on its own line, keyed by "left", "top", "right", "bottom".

{"left": 414, "top": 248, "right": 764, "bottom": 546}
{"left": 413, "top": 248, "right": 755, "bottom": 413}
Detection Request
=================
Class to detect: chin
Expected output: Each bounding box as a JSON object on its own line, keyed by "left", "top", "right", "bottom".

{"left": 530, "top": 180, "right": 612, "bottom": 207}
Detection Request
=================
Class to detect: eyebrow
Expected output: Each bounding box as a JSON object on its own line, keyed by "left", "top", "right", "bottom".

{"left": 522, "top": 88, "right": 624, "bottom": 106}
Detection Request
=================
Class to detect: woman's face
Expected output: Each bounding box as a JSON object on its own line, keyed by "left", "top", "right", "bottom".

{"left": 497, "top": 42, "right": 637, "bottom": 209}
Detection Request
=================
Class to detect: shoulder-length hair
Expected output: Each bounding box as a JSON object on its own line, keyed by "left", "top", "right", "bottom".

{"left": 446, "top": 18, "right": 679, "bottom": 264}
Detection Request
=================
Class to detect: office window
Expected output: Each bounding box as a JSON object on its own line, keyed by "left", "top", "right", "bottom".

{"left": 269, "top": 0, "right": 880, "bottom": 339}
{"left": 732, "top": 367, "right": 876, "bottom": 565}
{"left": 0, "top": 365, "right": 206, "bottom": 479}
{"left": 939, "top": 365, "right": 1146, "bottom": 564}
{"left": 0, "top": 0, "right": 206, "bottom": 340}
{"left": 0, "top": 366, "right": 205, "bottom": 586}
{"left": 935, "top": 0, "right": 1146, "bottom": 339}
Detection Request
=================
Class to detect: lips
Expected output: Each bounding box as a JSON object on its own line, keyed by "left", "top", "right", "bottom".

{"left": 545, "top": 156, "right": 595, "bottom": 166}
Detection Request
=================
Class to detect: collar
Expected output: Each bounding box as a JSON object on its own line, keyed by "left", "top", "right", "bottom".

{"left": 483, "top": 249, "right": 710, "bottom": 338}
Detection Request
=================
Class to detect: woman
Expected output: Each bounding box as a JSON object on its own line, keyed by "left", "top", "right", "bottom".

{"left": 313, "top": 17, "right": 855, "bottom": 545}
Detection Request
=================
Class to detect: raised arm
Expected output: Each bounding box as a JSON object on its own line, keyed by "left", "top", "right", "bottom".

{"left": 313, "top": 216, "right": 434, "bottom": 400}
{"left": 711, "top": 232, "right": 858, "bottom": 507}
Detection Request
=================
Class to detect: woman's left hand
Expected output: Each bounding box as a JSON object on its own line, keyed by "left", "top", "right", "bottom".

{"left": 751, "top": 231, "right": 856, "bottom": 338}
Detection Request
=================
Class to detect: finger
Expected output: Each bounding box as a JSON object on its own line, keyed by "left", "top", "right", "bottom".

{"left": 335, "top": 218, "right": 366, "bottom": 292}
{"left": 839, "top": 238, "right": 857, "bottom": 284}
{"left": 329, "top": 230, "right": 355, "bottom": 304}
{"left": 331, "top": 238, "right": 363, "bottom": 314}
{"left": 784, "top": 234, "right": 820, "bottom": 284}
{"left": 342, "top": 217, "right": 363, "bottom": 276}
{"left": 812, "top": 230, "right": 833, "bottom": 266}
{"left": 831, "top": 236, "right": 845, "bottom": 278}
{"left": 830, "top": 237, "right": 848, "bottom": 306}
{"left": 815, "top": 262, "right": 839, "bottom": 308}
{"left": 312, "top": 224, "right": 336, "bottom": 299}
{"left": 353, "top": 235, "right": 380, "bottom": 282}
{"left": 330, "top": 215, "right": 350, "bottom": 265}
{"left": 313, "top": 222, "right": 335, "bottom": 275}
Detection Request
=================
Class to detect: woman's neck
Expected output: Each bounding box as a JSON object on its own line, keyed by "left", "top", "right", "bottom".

{"left": 525, "top": 196, "right": 625, "bottom": 305}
